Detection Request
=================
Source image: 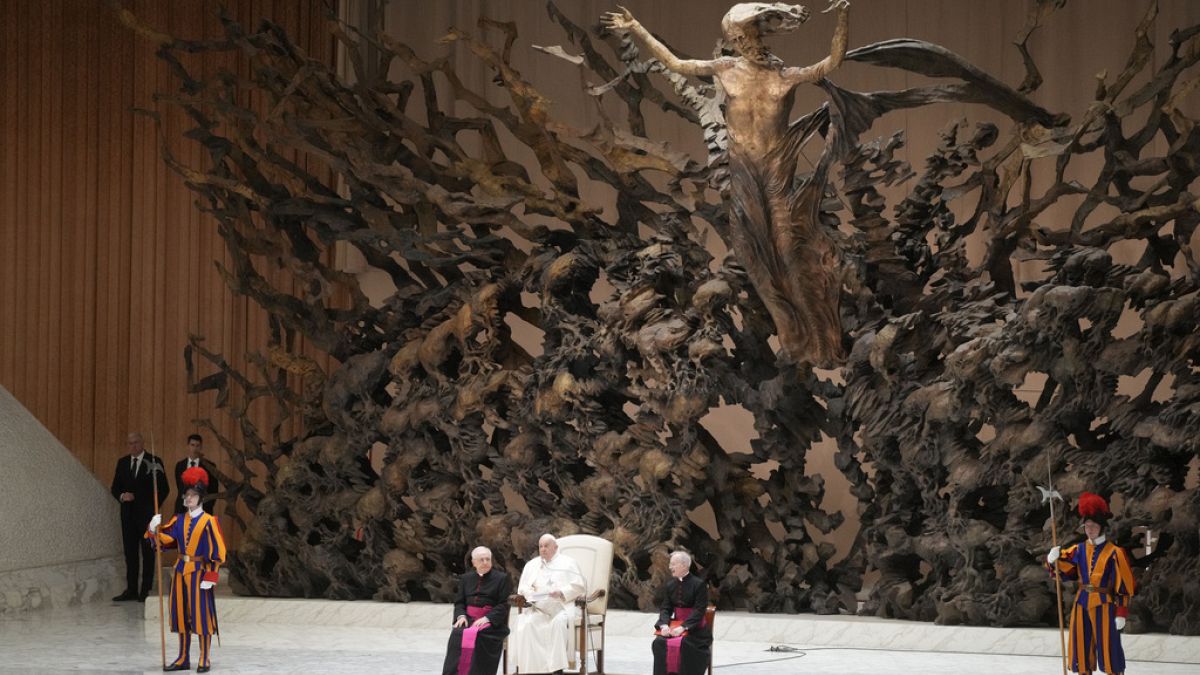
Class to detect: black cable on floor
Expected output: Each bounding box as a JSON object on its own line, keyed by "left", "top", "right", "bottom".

{"left": 711, "top": 644, "right": 807, "bottom": 669}
{"left": 715, "top": 644, "right": 1199, "bottom": 669}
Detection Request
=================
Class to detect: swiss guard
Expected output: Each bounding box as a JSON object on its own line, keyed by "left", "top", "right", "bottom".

{"left": 147, "top": 466, "right": 227, "bottom": 672}
{"left": 1046, "top": 491, "right": 1136, "bottom": 675}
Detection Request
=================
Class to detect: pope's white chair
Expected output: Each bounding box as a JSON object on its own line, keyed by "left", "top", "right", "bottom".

{"left": 557, "top": 534, "right": 613, "bottom": 675}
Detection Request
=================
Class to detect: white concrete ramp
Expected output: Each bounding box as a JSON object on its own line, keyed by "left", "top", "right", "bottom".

{"left": 0, "top": 385, "right": 122, "bottom": 613}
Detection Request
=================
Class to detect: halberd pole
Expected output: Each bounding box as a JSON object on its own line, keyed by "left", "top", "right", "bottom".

{"left": 150, "top": 431, "right": 167, "bottom": 670}
{"left": 1045, "top": 456, "right": 1068, "bottom": 675}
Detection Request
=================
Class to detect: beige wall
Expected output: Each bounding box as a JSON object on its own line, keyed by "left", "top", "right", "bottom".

{"left": 0, "top": 0, "right": 336, "bottom": 548}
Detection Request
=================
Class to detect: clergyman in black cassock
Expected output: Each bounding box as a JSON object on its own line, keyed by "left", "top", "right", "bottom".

{"left": 442, "top": 547, "right": 511, "bottom": 675}
{"left": 652, "top": 551, "right": 711, "bottom": 675}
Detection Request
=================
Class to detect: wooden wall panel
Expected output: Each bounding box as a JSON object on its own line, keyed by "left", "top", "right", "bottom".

{"left": 0, "top": 0, "right": 336, "bottom": 548}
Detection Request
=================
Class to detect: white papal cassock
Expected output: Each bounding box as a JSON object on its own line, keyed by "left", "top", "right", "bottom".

{"left": 510, "top": 553, "right": 586, "bottom": 672}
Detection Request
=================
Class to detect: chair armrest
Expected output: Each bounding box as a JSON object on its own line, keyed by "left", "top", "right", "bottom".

{"left": 509, "top": 593, "right": 527, "bottom": 609}
{"left": 574, "top": 589, "right": 606, "bottom": 607}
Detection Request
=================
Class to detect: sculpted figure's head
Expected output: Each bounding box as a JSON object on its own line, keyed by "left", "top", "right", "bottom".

{"left": 722, "top": 3, "right": 809, "bottom": 46}
{"left": 721, "top": 3, "right": 810, "bottom": 65}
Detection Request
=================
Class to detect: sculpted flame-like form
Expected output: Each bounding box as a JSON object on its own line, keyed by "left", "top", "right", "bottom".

{"left": 604, "top": 1, "right": 851, "bottom": 367}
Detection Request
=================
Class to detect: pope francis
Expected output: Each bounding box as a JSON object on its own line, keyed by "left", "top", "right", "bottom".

{"left": 509, "top": 534, "right": 587, "bottom": 673}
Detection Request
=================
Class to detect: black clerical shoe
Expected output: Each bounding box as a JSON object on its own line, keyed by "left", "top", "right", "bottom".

{"left": 112, "top": 591, "right": 137, "bottom": 602}
{"left": 137, "top": 593, "right": 149, "bottom": 602}
{"left": 162, "top": 664, "right": 190, "bottom": 672}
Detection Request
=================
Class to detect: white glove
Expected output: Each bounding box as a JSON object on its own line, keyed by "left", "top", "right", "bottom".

{"left": 1115, "top": 616, "right": 1126, "bottom": 631}
{"left": 148, "top": 514, "right": 162, "bottom": 533}
{"left": 200, "top": 580, "right": 214, "bottom": 590}
{"left": 1047, "top": 546, "right": 1061, "bottom": 564}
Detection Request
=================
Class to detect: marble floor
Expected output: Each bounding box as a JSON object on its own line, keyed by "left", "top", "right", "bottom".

{"left": 2, "top": 600, "right": 1198, "bottom": 674}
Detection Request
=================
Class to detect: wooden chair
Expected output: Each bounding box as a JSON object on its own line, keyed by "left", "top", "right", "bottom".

{"left": 705, "top": 604, "right": 716, "bottom": 675}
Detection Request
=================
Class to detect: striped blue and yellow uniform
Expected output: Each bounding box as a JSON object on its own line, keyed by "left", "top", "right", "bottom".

{"left": 1052, "top": 539, "right": 1135, "bottom": 674}
{"left": 148, "top": 511, "right": 227, "bottom": 668}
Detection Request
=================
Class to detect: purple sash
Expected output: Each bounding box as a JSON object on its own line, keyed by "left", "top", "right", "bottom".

{"left": 666, "top": 606, "right": 709, "bottom": 674}
{"left": 457, "top": 605, "right": 493, "bottom": 675}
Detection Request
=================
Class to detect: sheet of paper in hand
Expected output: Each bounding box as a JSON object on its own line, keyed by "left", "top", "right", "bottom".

{"left": 655, "top": 619, "right": 687, "bottom": 637}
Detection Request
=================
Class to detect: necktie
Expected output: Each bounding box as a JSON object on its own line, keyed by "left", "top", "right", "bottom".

{"left": 190, "top": 459, "right": 198, "bottom": 468}
{"left": 133, "top": 457, "right": 141, "bottom": 477}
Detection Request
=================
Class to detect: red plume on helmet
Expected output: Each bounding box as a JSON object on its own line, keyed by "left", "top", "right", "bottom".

{"left": 182, "top": 466, "right": 210, "bottom": 490}
{"left": 1077, "top": 491, "right": 1111, "bottom": 524}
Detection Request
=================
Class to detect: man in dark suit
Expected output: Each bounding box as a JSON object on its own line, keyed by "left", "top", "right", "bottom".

{"left": 109, "top": 431, "right": 169, "bottom": 601}
{"left": 173, "top": 434, "right": 219, "bottom": 515}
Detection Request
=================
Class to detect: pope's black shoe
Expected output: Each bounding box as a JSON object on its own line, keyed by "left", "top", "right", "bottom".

{"left": 112, "top": 591, "right": 137, "bottom": 602}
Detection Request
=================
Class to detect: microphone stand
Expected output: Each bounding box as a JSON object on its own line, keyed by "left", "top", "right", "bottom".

{"left": 564, "top": 564, "right": 604, "bottom": 675}
{"left": 565, "top": 567, "right": 590, "bottom": 675}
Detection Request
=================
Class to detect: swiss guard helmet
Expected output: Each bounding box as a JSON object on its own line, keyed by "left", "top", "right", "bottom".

{"left": 1077, "top": 491, "right": 1112, "bottom": 530}
{"left": 181, "top": 466, "right": 210, "bottom": 502}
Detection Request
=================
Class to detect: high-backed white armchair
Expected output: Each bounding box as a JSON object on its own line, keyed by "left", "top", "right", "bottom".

{"left": 557, "top": 534, "right": 613, "bottom": 674}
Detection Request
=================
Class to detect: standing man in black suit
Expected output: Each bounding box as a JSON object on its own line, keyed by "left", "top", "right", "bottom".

{"left": 173, "top": 434, "right": 220, "bottom": 515}
{"left": 109, "top": 431, "right": 169, "bottom": 602}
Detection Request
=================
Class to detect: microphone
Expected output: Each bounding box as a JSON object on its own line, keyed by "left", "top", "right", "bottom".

{"left": 555, "top": 560, "right": 601, "bottom": 674}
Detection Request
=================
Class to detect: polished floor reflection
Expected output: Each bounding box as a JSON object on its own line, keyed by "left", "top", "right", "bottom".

{"left": 2, "top": 600, "right": 1198, "bottom": 674}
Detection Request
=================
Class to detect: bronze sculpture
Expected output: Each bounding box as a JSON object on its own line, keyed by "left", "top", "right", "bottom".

{"left": 114, "top": 0, "right": 1200, "bottom": 634}
{"left": 603, "top": 2, "right": 851, "bottom": 367}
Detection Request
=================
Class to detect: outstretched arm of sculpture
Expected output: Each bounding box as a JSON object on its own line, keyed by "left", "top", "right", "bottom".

{"left": 602, "top": 6, "right": 722, "bottom": 77}
{"left": 783, "top": 0, "right": 850, "bottom": 84}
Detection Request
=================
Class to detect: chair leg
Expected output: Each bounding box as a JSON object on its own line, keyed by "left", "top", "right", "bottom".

{"left": 596, "top": 647, "right": 603, "bottom": 674}
{"left": 579, "top": 617, "right": 587, "bottom": 675}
